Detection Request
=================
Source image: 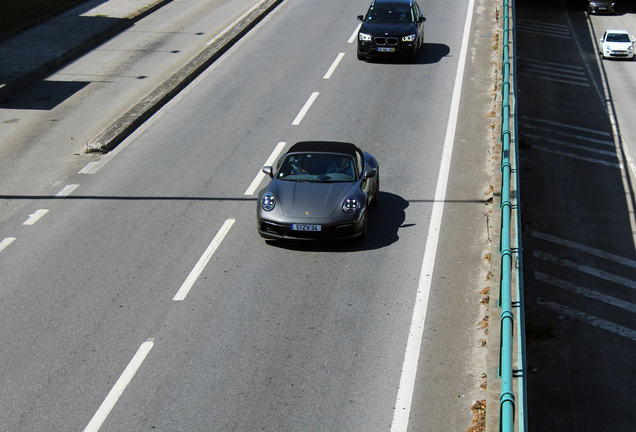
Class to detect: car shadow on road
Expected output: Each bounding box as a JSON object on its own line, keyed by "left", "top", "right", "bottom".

{"left": 360, "top": 43, "right": 450, "bottom": 65}
{"left": 265, "top": 191, "right": 409, "bottom": 252}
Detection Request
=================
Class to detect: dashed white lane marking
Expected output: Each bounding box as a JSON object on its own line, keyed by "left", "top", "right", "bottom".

{"left": 519, "top": 72, "right": 590, "bottom": 86}
{"left": 533, "top": 250, "right": 636, "bottom": 290}
{"left": 391, "top": 0, "right": 476, "bottom": 429}
{"left": 516, "top": 20, "right": 571, "bottom": 39}
{"left": 521, "top": 124, "right": 614, "bottom": 146}
{"left": 532, "top": 231, "right": 636, "bottom": 268}
{"left": 84, "top": 340, "right": 154, "bottom": 432}
{"left": 531, "top": 146, "right": 621, "bottom": 167}
{"left": 323, "top": 53, "right": 345, "bottom": 79}
{"left": 348, "top": 23, "right": 361, "bottom": 43}
{"left": 173, "top": 219, "right": 235, "bottom": 301}
{"left": 521, "top": 116, "right": 611, "bottom": 136}
{"left": 537, "top": 298, "right": 636, "bottom": 342}
{"left": 56, "top": 184, "right": 80, "bottom": 197}
{"left": 23, "top": 209, "right": 49, "bottom": 226}
{"left": 292, "top": 92, "right": 319, "bottom": 125}
{"left": 0, "top": 237, "right": 16, "bottom": 253}
{"left": 523, "top": 134, "right": 618, "bottom": 156}
{"left": 79, "top": 162, "right": 100, "bottom": 174}
{"left": 244, "top": 142, "right": 287, "bottom": 196}
{"left": 536, "top": 272, "right": 636, "bottom": 314}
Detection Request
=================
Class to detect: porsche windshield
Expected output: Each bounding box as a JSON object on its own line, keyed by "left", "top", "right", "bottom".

{"left": 277, "top": 153, "right": 357, "bottom": 182}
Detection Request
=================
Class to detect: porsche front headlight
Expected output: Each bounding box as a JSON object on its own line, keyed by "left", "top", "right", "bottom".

{"left": 261, "top": 192, "right": 276, "bottom": 211}
{"left": 343, "top": 197, "right": 359, "bottom": 214}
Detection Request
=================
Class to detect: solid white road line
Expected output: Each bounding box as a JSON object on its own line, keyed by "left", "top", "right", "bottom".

{"left": 292, "top": 92, "right": 319, "bottom": 125}
{"left": 323, "top": 53, "right": 345, "bottom": 79}
{"left": 0, "top": 237, "right": 16, "bottom": 253}
{"left": 173, "top": 219, "right": 235, "bottom": 301}
{"left": 390, "top": 0, "right": 476, "bottom": 429}
{"left": 244, "top": 142, "right": 287, "bottom": 196}
{"left": 56, "top": 184, "right": 80, "bottom": 197}
{"left": 84, "top": 340, "right": 154, "bottom": 432}
{"left": 23, "top": 209, "right": 49, "bottom": 226}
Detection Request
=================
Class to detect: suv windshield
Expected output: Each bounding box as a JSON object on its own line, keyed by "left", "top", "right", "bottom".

{"left": 365, "top": 5, "right": 414, "bottom": 23}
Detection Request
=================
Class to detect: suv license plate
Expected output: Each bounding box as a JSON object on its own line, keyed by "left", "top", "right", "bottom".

{"left": 291, "top": 224, "right": 321, "bottom": 231}
{"left": 377, "top": 47, "right": 395, "bottom": 52}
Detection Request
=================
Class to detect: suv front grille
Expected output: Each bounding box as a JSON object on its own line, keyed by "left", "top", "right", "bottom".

{"left": 374, "top": 37, "right": 399, "bottom": 46}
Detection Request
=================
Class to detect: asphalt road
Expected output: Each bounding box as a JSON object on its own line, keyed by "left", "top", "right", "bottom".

{"left": 517, "top": 0, "right": 636, "bottom": 430}
{"left": 0, "top": 0, "right": 498, "bottom": 430}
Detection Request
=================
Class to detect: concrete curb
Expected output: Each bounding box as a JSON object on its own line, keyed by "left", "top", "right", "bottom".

{"left": 0, "top": 0, "right": 175, "bottom": 103}
{"left": 85, "top": 0, "right": 284, "bottom": 153}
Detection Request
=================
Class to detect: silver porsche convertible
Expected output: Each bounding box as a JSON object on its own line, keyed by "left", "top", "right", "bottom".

{"left": 257, "top": 141, "right": 379, "bottom": 241}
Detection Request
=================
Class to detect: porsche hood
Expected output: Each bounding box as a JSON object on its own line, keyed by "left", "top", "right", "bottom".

{"left": 270, "top": 180, "right": 357, "bottom": 218}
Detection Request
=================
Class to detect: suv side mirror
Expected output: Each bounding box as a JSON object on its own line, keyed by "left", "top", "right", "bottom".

{"left": 357, "top": 15, "right": 364, "bottom": 21}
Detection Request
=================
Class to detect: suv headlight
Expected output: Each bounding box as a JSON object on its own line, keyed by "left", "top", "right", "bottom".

{"left": 359, "top": 32, "right": 372, "bottom": 42}
{"left": 402, "top": 34, "right": 416, "bottom": 42}
{"left": 342, "top": 197, "right": 359, "bottom": 214}
{"left": 261, "top": 192, "right": 276, "bottom": 211}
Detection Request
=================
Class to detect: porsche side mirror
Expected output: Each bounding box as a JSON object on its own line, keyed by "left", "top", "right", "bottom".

{"left": 364, "top": 168, "right": 377, "bottom": 179}
{"left": 262, "top": 166, "right": 274, "bottom": 178}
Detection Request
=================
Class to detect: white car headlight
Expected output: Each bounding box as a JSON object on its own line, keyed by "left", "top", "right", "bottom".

{"left": 402, "top": 34, "right": 416, "bottom": 42}
{"left": 343, "top": 197, "right": 359, "bottom": 214}
{"left": 261, "top": 192, "right": 276, "bottom": 211}
{"left": 359, "top": 32, "right": 372, "bottom": 42}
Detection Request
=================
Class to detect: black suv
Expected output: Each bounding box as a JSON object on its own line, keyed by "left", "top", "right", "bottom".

{"left": 357, "top": 0, "right": 426, "bottom": 61}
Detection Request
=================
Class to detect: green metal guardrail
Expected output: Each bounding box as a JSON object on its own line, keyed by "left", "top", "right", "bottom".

{"left": 498, "top": 0, "right": 526, "bottom": 430}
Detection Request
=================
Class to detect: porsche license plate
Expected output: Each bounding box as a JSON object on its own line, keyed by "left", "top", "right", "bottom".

{"left": 377, "top": 47, "right": 395, "bottom": 53}
{"left": 291, "top": 224, "right": 321, "bottom": 231}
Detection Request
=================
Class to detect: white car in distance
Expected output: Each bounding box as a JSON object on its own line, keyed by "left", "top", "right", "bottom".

{"left": 599, "top": 29, "right": 635, "bottom": 59}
